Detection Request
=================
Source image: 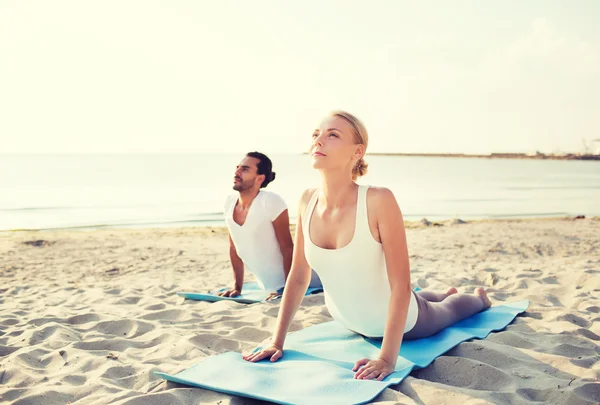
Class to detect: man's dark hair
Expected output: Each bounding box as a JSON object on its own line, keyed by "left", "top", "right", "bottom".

{"left": 247, "top": 151, "right": 276, "bottom": 188}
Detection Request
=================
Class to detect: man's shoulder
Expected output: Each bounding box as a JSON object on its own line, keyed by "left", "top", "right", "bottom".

{"left": 258, "top": 190, "right": 286, "bottom": 205}
{"left": 254, "top": 191, "right": 287, "bottom": 222}
{"left": 224, "top": 194, "right": 237, "bottom": 210}
{"left": 259, "top": 189, "right": 283, "bottom": 198}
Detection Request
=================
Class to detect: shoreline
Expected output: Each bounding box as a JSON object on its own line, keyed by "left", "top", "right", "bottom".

{"left": 3, "top": 215, "right": 598, "bottom": 234}
{"left": 370, "top": 152, "right": 600, "bottom": 161}
{"left": 304, "top": 152, "right": 600, "bottom": 161}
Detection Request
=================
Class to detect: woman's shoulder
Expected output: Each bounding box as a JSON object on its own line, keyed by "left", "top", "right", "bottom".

{"left": 298, "top": 188, "right": 318, "bottom": 213}
{"left": 365, "top": 185, "right": 395, "bottom": 200}
{"left": 365, "top": 186, "right": 400, "bottom": 212}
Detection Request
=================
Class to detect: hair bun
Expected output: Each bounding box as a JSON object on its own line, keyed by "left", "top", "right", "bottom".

{"left": 352, "top": 158, "right": 368, "bottom": 180}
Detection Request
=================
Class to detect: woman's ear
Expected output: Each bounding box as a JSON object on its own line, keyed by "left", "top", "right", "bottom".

{"left": 354, "top": 144, "right": 366, "bottom": 161}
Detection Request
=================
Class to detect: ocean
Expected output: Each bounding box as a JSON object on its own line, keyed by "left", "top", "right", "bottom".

{"left": 1, "top": 154, "right": 599, "bottom": 231}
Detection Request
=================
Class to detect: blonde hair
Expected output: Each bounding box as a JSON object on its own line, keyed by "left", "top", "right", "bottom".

{"left": 330, "top": 110, "right": 369, "bottom": 180}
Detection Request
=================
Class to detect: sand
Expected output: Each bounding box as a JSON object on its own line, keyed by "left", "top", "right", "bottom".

{"left": 1, "top": 218, "right": 599, "bottom": 404}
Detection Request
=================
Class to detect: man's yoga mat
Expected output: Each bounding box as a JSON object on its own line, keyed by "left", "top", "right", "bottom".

{"left": 177, "top": 281, "right": 323, "bottom": 304}
{"left": 156, "top": 300, "right": 529, "bottom": 405}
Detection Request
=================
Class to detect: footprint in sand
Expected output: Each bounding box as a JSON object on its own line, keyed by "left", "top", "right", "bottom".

{"left": 1, "top": 318, "right": 19, "bottom": 326}
{"left": 101, "top": 365, "right": 138, "bottom": 389}
{"left": 61, "top": 374, "right": 87, "bottom": 386}
{"left": 66, "top": 313, "right": 101, "bottom": 325}
{"left": 585, "top": 305, "right": 600, "bottom": 313}
{"left": 93, "top": 319, "right": 155, "bottom": 339}
{"left": 116, "top": 392, "right": 183, "bottom": 405}
{"left": 572, "top": 355, "right": 599, "bottom": 369}
{"left": 228, "top": 325, "right": 272, "bottom": 342}
{"left": 556, "top": 314, "right": 591, "bottom": 328}
{"left": 140, "top": 309, "right": 187, "bottom": 321}
{"left": 11, "top": 392, "right": 75, "bottom": 405}
{"left": 414, "top": 356, "right": 513, "bottom": 391}
{"left": 573, "top": 383, "right": 600, "bottom": 403}
{"left": 0, "top": 345, "right": 20, "bottom": 356}
{"left": 576, "top": 328, "right": 600, "bottom": 341}
{"left": 488, "top": 331, "right": 536, "bottom": 350}
{"left": 15, "top": 348, "right": 64, "bottom": 370}
{"left": 25, "top": 323, "right": 81, "bottom": 348}
{"left": 189, "top": 334, "right": 241, "bottom": 353}
{"left": 517, "top": 386, "right": 600, "bottom": 405}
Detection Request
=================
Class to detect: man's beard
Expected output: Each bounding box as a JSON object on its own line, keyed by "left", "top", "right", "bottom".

{"left": 233, "top": 178, "right": 252, "bottom": 192}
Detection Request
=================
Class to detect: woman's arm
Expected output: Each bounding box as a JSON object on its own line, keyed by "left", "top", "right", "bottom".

{"left": 378, "top": 188, "right": 412, "bottom": 365}
{"left": 354, "top": 187, "right": 412, "bottom": 380}
{"left": 243, "top": 189, "right": 315, "bottom": 362}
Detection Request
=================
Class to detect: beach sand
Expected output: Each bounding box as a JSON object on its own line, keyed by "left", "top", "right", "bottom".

{"left": 1, "top": 218, "right": 599, "bottom": 404}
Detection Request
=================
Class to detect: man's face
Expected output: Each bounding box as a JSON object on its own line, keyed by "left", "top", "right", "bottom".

{"left": 233, "top": 156, "right": 261, "bottom": 192}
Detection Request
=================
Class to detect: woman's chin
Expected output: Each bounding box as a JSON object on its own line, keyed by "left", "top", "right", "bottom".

{"left": 311, "top": 159, "right": 324, "bottom": 169}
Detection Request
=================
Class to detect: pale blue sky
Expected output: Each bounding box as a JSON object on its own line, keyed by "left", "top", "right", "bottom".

{"left": 1, "top": 1, "right": 599, "bottom": 154}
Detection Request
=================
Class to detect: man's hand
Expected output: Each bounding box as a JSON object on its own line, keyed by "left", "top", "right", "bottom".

{"left": 265, "top": 292, "right": 282, "bottom": 301}
{"left": 217, "top": 289, "right": 241, "bottom": 298}
{"left": 352, "top": 357, "right": 395, "bottom": 381}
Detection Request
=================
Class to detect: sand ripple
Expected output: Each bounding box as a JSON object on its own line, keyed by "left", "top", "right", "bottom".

{"left": 1, "top": 220, "right": 599, "bottom": 404}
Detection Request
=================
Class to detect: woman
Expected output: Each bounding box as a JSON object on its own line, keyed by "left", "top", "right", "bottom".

{"left": 242, "top": 111, "right": 491, "bottom": 381}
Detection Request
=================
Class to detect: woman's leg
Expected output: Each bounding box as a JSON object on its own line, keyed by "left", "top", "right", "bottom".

{"left": 416, "top": 287, "right": 458, "bottom": 303}
{"left": 404, "top": 288, "right": 491, "bottom": 340}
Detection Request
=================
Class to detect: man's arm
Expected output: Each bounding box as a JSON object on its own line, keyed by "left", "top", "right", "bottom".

{"left": 272, "top": 209, "right": 294, "bottom": 282}
{"left": 218, "top": 234, "right": 244, "bottom": 297}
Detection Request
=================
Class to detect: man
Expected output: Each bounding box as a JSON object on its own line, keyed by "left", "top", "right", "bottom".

{"left": 219, "top": 152, "right": 320, "bottom": 300}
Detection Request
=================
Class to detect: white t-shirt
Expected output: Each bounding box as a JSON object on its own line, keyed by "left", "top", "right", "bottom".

{"left": 224, "top": 191, "right": 288, "bottom": 291}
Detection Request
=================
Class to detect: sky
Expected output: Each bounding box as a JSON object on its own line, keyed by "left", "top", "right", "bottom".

{"left": 1, "top": 1, "right": 599, "bottom": 155}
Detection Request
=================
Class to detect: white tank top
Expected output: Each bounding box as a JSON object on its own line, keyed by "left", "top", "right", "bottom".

{"left": 302, "top": 185, "right": 418, "bottom": 337}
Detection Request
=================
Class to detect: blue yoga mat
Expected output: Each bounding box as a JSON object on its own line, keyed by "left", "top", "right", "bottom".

{"left": 178, "top": 281, "right": 323, "bottom": 304}
{"left": 157, "top": 300, "right": 528, "bottom": 404}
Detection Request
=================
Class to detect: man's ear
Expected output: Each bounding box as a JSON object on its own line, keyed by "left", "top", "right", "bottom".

{"left": 256, "top": 174, "right": 266, "bottom": 187}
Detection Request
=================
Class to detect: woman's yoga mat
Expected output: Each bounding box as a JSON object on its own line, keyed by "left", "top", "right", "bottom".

{"left": 156, "top": 300, "right": 529, "bottom": 404}
{"left": 178, "top": 281, "right": 323, "bottom": 304}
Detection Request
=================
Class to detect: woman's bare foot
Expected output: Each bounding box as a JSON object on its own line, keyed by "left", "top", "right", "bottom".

{"left": 475, "top": 287, "right": 492, "bottom": 308}
{"left": 445, "top": 287, "right": 458, "bottom": 296}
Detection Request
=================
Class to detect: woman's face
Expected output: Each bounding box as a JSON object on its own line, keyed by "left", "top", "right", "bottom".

{"left": 310, "top": 116, "right": 363, "bottom": 174}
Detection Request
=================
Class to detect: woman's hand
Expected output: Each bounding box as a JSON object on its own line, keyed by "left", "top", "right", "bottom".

{"left": 217, "top": 288, "right": 241, "bottom": 298}
{"left": 352, "top": 358, "right": 394, "bottom": 380}
{"left": 242, "top": 344, "right": 283, "bottom": 363}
